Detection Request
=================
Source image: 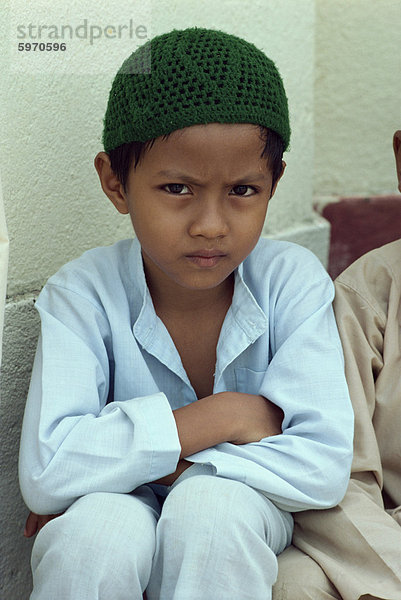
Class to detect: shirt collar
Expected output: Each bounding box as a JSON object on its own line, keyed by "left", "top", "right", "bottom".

{"left": 214, "top": 261, "right": 268, "bottom": 382}
{"left": 129, "top": 238, "right": 191, "bottom": 385}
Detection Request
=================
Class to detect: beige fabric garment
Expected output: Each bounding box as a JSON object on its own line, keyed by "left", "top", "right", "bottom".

{"left": 0, "top": 171, "right": 9, "bottom": 366}
{"left": 289, "top": 239, "right": 401, "bottom": 600}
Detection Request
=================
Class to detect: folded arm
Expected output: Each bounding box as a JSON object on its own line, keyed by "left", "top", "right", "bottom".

{"left": 183, "top": 270, "right": 354, "bottom": 512}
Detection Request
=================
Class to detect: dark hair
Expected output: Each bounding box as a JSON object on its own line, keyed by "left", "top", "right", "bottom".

{"left": 108, "top": 126, "right": 284, "bottom": 194}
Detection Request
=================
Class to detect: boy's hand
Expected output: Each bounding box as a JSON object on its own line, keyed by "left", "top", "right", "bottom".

{"left": 152, "top": 459, "right": 192, "bottom": 486}
{"left": 227, "top": 392, "right": 284, "bottom": 445}
{"left": 24, "top": 511, "right": 63, "bottom": 538}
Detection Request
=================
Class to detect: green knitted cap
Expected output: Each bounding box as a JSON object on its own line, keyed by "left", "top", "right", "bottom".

{"left": 102, "top": 27, "right": 290, "bottom": 153}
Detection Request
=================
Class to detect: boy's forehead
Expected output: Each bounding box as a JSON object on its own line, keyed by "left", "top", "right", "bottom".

{"left": 162, "top": 123, "right": 263, "bottom": 146}
{"left": 138, "top": 123, "right": 271, "bottom": 178}
{"left": 150, "top": 123, "right": 265, "bottom": 156}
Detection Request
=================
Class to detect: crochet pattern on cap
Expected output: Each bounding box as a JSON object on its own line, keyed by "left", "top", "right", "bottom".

{"left": 103, "top": 28, "right": 290, "bottom": 152}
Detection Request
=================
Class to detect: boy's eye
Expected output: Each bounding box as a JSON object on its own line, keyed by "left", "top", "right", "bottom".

{"left": 230, "top": 185, "right": 257, "bottom": 197}
{"left": 163, "top": 183, "right": 190, "bottom": 194}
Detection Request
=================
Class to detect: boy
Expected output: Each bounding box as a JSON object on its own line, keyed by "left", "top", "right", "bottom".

{"left": 19, "top": 28, "right": 353, "bottom": 599}
{"left": 274, "top": 131, "right": 401, "bottom": 599}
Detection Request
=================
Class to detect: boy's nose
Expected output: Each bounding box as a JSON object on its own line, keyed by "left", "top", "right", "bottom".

{"left": 188, "top": 196, "right": 229, "bottom": 239}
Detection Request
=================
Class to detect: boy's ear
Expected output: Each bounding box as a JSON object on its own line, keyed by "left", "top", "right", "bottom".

{"left": 94, "top": 152, "right": 129, "bottom": 214}
{"left": 270, "top": 160, "right": 286, "bottom": 198}
{"left": 393, "top": 130, "right": 401, "bottom": 193}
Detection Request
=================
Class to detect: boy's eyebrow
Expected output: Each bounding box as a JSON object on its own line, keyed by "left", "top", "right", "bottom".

{"left": 155, "top": 170, "right": 269, "bottom": 184}
{"left": 155, "top": 170, "right": 199, "bottom": 183}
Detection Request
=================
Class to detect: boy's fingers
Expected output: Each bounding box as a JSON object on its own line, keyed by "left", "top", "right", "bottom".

{"left": 24, "top": 512, "right": 39, "bottom": 538}
{"left": 37, "top": 513, "right": 60, "bottom": 532}
{"left": 24, "top": 511, "right": 64, "bottom": 537}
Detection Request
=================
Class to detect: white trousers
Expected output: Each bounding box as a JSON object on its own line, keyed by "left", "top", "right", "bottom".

{"left": 31, "top": 472, "right": 293, "bottom": 600}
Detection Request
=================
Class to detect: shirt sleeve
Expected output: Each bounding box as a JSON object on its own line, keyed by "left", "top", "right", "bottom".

{"left": 292, "top": 263, "right": 401, "bottom": 598}
{"left": 187, "top": 267, "right": 354, "bottom": 512}
{"left": 19, "top": 283, "right": 181, "bottom": 515}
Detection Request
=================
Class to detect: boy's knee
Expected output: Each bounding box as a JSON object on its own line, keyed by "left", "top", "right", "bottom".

{"left": 273, "top": 546, "right": 341, "bottom": 600}
{"left": 159, "top": 475, "right": 235, "bottom": 547}
{"left": 33, "top": 492, "right": 157, "bottom": 580}
{"left": 164, "top": 475, "right": 245, "bottom": 526}
{"left": 151, "top": 476, "right": 284, "bottom": 595}
{"left": 58, "top": 491, "right": 156, "bottom": 540}
{"left": 162, "top": 474, "right": 278, "bottom": 541}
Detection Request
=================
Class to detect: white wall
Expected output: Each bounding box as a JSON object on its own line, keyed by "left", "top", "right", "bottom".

{"left": 315, "top": 0, "right": 401, "bottom": 198}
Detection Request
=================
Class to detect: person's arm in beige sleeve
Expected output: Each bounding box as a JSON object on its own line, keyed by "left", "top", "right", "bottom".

{"left": 292, "top": 253, "right": 401, "bottom": 599}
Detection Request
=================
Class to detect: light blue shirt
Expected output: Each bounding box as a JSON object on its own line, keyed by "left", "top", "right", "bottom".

{"left": 19, "top": 237, "right": 353, "bottom": 515}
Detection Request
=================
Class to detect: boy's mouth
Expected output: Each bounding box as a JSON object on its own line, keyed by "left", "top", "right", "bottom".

{"left": 185, "top": 249, "right": 227, "bottom": 268}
